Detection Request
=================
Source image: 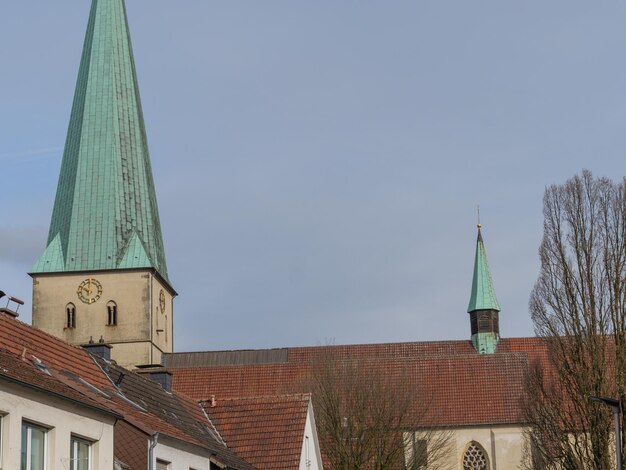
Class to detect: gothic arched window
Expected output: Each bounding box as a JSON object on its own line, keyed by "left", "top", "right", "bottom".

{"left": 66, "top": 303, "right": 76, "bottom": 329}
{"left": 462, "top": 442, "right": 489, "bottom": 470}
{"left": 106, "top": 301, "right": 117, "bottom": 326}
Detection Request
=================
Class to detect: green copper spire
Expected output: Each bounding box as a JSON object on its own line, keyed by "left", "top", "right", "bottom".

{"left": 467, "top": 226, "right": 500, "bottom": 313}
{"left": 33, "top": 0, "right": 169, "bottom": 282}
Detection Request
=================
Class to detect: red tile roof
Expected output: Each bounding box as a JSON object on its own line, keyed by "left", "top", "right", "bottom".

{"left": 0, "top": 312, "right": 253, "bottom": 470}
{"left": 115, "top": 420, "right": 148, "bottom": 470}
{"left": 203, "top": 394, "right": 311, "bottom": 470}
{"left": 166, "top": 337, "right": 551, "bottom": 427}
{"left": 0, "top": 313, "right": 112, "bottom": 389}
{"left": 0, "top": 347, "right": 116, "bottom": 417}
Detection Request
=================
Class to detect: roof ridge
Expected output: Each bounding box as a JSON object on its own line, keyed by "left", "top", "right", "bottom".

{"left": 202, "top": 393, "right": 312, "bottom": 403}
{"left": 164, "top": 336, "right": 543, "bottom": 358}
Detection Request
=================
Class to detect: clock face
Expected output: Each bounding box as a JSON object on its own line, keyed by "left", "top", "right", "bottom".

{"left": 159, "top": 289, "right": 166, "bottom": 313}
{"left": 77, "top": 277, "right": 103, "bottom": 304}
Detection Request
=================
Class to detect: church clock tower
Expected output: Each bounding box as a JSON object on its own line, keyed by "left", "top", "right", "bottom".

{"left": 31, "top": 0, "right": 174, "bottom": 367}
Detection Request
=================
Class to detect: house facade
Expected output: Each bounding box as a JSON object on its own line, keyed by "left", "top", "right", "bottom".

{"left": 0, "top": 310, "right": 254, "bottom": 470}
{"left": 0, "top": 347, "right": 117, "bottom": 470}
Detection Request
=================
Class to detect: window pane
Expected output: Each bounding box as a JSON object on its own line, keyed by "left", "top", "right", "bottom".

{"left": 71, "top": 438, "right": 90, "bottom": 470}
{"left": 22, "top": 423, "right": 46, "bottom": 470}
{"left": 30, "top": 427, "right": 45, "bottom": 470}
{"left": 20, "top": 424, "right": 27, "bottom": 470}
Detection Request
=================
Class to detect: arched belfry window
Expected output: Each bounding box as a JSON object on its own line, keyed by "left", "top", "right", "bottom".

{"left": 462, "top": 442, "right": 489, "bottom": 470}
{"left": 66, "top": 303, "right": 76, "bottom": 329}
{"left": 106, "top": 301, "right": 117, "bottom": 326}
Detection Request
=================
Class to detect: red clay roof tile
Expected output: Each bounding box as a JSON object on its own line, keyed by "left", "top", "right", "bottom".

{"left": 203, "top": 394, "right": 310, "bottom": 470}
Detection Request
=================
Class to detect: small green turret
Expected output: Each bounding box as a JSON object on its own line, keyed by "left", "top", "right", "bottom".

{"left": 467, "top": 225, "right": 500, "bottom": 354}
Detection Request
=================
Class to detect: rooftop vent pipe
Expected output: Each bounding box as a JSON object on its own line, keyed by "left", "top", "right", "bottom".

{"left": 0, "top": 291, "right": 24, "bottom": 318}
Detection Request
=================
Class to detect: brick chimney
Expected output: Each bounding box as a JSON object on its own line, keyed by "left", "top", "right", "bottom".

{"left": 82, "top": 336, "right": 112, "bottom": 361}
{"left": 136, "top": 365, "right": 172, "bottom": 392}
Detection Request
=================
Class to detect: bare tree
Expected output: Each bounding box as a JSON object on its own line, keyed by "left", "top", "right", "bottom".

{"left": 524, "top": 170, "right": 626, "bottom": 469}
{"left": 305, "top": 354, "right": 452, "bottom": 470}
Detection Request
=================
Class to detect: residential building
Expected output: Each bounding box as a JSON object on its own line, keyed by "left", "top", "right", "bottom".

{"left": 0, "top": 311, "right": 253, "bottom": 470}
{"left": 0, "top": 343, "right": 118, "bottom": 470}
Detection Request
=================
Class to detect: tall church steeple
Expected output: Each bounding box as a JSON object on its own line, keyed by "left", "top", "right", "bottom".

{"left": 31, "top": 0, "right": 173, "bottom": 367}
{"left": 33, "top": 0, "right": 168, "bottom": 280}
{"left": 467, "top": 225, "right": 500, "bottom": 354}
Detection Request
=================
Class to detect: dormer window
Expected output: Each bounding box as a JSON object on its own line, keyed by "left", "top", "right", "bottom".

{"left": 106, "top": 301, "right": 117, "bottom": 326}
{"left": 66, "top": 303, "right": 76, "bottom": 329}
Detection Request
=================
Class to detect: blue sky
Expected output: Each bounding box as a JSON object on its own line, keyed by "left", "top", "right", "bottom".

{"left": 1, "top": 1, "right": 625, "bottom": 351}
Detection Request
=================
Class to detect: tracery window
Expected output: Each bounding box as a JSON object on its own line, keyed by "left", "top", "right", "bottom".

{"left": 462, "top": 442, "right": 488, "bottom": 470}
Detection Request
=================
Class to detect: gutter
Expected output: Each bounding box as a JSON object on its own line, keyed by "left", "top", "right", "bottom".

{"left": 0, "top": 372, "right": 121, "bottom": 420}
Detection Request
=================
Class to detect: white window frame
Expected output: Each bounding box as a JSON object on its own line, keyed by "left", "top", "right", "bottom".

{"left": 0, "top": 414, "right": 4, "bottom": 469}
{"left": 156, "top": 459, "right": 171, "bottom": 470}
{"left": 70, "top": 435, "right": 92, "bottom": 470}
{"left": 21, "top": 421, "right": 48, "bottom": 470}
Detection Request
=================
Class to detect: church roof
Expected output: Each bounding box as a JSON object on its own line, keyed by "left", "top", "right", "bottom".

{"left": 467, "top": 226, "right": 500, "bottom": 313}
{"left": 163, "top": 338, "right": 551, "bottom": 428}
{"left": 33, "top": 0, "right": 168, "bottom": 282}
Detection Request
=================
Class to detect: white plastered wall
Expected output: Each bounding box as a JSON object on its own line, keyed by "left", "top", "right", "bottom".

{"left": 299, "top": 401, "right": 324, "bottom": 470}
{"left": 407, "top": 425, "right": 529, "bottom": 470}
{"left": 0, "top": 381, "right": 115, "bottom": 470}
{"left": 152, "top": 437, "right": 213, "bottom": 470}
